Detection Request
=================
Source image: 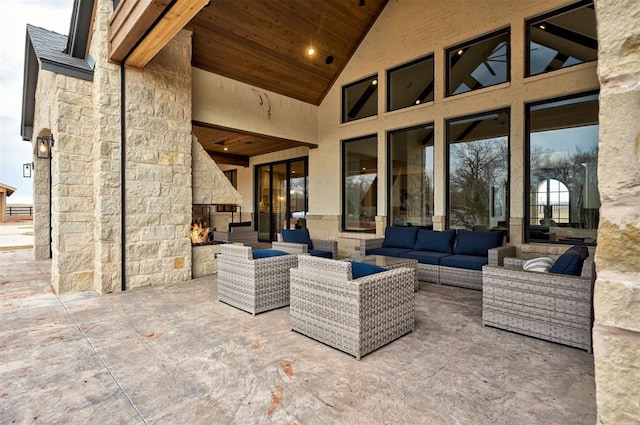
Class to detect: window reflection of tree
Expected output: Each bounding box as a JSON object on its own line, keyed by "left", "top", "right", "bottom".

{"left": 450, "top": 138, "right": 508, "bottom": 228}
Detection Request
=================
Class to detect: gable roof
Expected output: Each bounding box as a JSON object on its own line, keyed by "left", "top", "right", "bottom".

{"left": 20, "top": 24, "right": 94, "bottom": 141}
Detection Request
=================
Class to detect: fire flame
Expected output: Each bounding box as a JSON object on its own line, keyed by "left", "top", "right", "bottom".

{"left": 190, "top": 221, "right": 210, "bottom": 244}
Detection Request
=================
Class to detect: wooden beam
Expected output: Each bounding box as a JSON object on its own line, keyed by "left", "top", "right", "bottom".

{"left": 109, "top": 0, "right": 171, "bottom": 63}
{"left": 125, "top": 0, "right": 209, "bottom": 68}
{"left": 208, "top": 152, "right": 250, "bottom": 167}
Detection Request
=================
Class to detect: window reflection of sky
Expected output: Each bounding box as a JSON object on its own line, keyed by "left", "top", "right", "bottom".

{"left": 531, "top": 126, "right": 599, "bottom": 157}
{"left": 529, "top": 41, "right": 581, "bottom": 75}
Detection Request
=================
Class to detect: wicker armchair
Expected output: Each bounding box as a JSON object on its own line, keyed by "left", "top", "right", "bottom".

{"left": 483, "top": 246, "right": 595, "bottom": 352}
{"left": 289, "top": 255, "right": 415, "bottom": 360}
{"left": 272, "top": 229, "right": 338, "bottom": 259}
{"left": 217, "top": 244, "right": 298, "bottom": 315}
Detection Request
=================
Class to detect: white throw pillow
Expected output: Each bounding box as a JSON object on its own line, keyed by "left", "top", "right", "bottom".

{"left": 523, "top": 257, "right": 555, "bottom": 272}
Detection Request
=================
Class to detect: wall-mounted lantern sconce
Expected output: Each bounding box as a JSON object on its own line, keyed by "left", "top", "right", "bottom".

{"left": 36, "top": 135, "right": 55, "bottom": 159}
{"left": 23, "top": 162, "right": 34, "bottom": 178}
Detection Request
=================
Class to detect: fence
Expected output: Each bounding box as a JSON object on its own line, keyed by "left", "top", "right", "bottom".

{"left": 7, "top": 206, "right": 33, "bottom": 217}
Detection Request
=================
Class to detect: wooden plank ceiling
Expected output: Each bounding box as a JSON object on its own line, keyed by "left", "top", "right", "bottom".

{"left": 187, "top": 0, "right": 388, "bottom": 164}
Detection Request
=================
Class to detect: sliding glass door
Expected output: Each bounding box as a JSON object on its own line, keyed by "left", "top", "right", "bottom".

{"left": 255, "top": 158, "right": 308, "bottom": 241}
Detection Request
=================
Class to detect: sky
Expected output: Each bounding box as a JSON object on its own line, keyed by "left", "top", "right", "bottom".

{"left": 0, "top": 0, "right": 74, "bottom": 204}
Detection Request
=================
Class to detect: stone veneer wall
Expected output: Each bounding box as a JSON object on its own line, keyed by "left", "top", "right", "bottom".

{"left": 32, "top": 68, "right": 96, "bottom": 293}
{"left": 123, "top": 30, "right": 194, "bottom": 289}
{"left": 593, "top": 0, "right": 640, "bottom": 423}
{"left": 192, "top": 137, "right": 242, "bottom": 206}
{"left": 90, "top": 0, "right": 122, "bottom": 293}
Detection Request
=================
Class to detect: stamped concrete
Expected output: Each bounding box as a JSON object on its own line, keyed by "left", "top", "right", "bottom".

{"left": 0, "top": 249, "right": 596, "bottom": 424}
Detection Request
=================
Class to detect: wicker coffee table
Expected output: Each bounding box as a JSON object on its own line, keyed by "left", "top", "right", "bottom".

{"left": 349, "top": 255, "right": 419, "bottom": 291}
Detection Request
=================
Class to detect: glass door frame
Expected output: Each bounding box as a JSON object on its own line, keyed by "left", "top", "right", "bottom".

{"left": 254, "top": 156, "right": 308, "bottom": 242}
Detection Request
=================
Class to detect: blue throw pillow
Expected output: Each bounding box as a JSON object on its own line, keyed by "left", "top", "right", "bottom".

{"left": 350, "top": 261, "right": 387, "bottom": 279}
{"left": 413, "top": 229, "right": 456, "bottom": 253}
{"left": 549, "top": 244, "right": 589, "bottom": 275}
{"left": 454, "top": 230, "right": 504, "bottom": 257}
{"left": 382, "top": 226, "right": 419, "bottom": 249}
{"left": 281, "top": 228, "right": 313, "bottom": 250}
{"left": 252, "top": 249, "right": 289, "bottom": 259}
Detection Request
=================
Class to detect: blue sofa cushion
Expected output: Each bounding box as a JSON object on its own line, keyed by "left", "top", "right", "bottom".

{"left": 414, "top": 229, "right": 456, "bottom": 253}
{"left": 454, "top": 230, "right": 503, "bottom": 257}
{"left": 252, "top": 249, "right": 289, "bottom": 259}
{"left": 309, "top": 249, "right": 333, "bottom": 259}
{"left": 350, "top": 261, "right": 387, "bottom": 279}
{"left": 550, "top": 244, "right": 589, "bottom": 276}
{"left": 440, "top": 254, "right": 488, "bottom": 271}
{"left": 282, "top": 228, "right": 313, "bottom": 250}
{"left": 399, "top": 251, "right": 451, "bottom": 265}
{"left": 366, "top": 247, "right": 413, "bottom": 257}
{"left": 382, "top": 226, "right": 419, "bottom": 249}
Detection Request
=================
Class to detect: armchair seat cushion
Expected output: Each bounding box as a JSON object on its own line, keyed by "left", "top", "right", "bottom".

{"left": 282, "top": 228, "right": 314, "bottom": 249}
{"left": 440, "top": 254, "right": 488, "bottom": 271}
{"left": 252, "top": 249, "right": 289, "bottom": 259}
{"left": 366, "top": 247, "right": 412, "bottom": 257}
{"left": 350, "top": 261, "right": 386, "bottom": 279}
{"left": 399, "top": 251, "right": 451, "bottom": 265}
{"left": 309, "top": 249, "right": 333, "bottom": 259}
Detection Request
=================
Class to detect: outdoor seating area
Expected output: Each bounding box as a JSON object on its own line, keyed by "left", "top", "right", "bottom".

{"left": 1, "top": 249, "right": 597, "bottom": 424}
{"left": 272, "top": 228, "right": 338, "bottom": 259}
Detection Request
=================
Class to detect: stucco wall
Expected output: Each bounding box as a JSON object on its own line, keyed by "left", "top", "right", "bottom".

{"left": 192, "top": 69, "right": 318, "bottom": 144}
{"left": 593, "top": 0, "right": 640, "bottom": 423}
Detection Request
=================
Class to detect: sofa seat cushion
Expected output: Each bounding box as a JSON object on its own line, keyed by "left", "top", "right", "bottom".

{"left": 309, "top": 249, "right": 333, "bottom": 259}
{"left": 366, "top": 247, "right": 412, "bottom": 257}
{"left": 454, "top": 230, "right": 504, "bottom": 257}
{"left": 399, "top": 251, "right": 451, "bottom": 265}
{"left": 550, "top": 244, "right": 589, "bottom": 275}
{"left": 414, "top": 229, "right": 456, "bottom": 253}
{"left": 382, "top": 226, "right": 418, "bottom": 249}
{"left": 252, "top": 249, "right": 289, "bottom": 259}
{"left": 282, "top": 228, "right": 313, "bottom": 249}
{"left": 350, "top": 261, "right": 387, "bottom": 279}
{"left": 440, "top": 254, "right": 488, "bottom": 271}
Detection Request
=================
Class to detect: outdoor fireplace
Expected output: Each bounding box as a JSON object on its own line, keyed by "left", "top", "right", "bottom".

{"left": 191, "top": 204, "right": 216, "bottom": 246}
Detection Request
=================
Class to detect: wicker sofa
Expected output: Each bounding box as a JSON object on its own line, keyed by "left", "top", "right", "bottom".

{"left": 217, "top": 244, "right": 298, "bottom": 315}
{"left": 359, "top": 226, "right": 509, "bottom": 290}
{"left": 289, "top": 255, "right": 415, "bottom": 360}
{"left": 482, "top": 245, "right": 595, "bottom": 352}
{"left": 212, "top": 221, "right": 259, "bottom": 248}
{"left": 272, "top": 228, "right": 338, "bottom": 259}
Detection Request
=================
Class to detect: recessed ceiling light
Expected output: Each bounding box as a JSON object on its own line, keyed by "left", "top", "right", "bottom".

{"left": 223, "top": 147, "right": 228, "bottom": 151}
{"left": 457, "top": 49, "right": 464, "bottom": 55}
{"left": 307, "top": 47, "right": 315, "bottom": 56}
{"left": 415, "top": 100, "right": 421, "bottom": 105}
{"left": 539, "top": 24, "right": 546, "bottom": 30}
{"left": 362, "top": 167, "right": 366, "bottom": 170}
{"left": 372, "top": 79, "right": 378, "bottom": 86}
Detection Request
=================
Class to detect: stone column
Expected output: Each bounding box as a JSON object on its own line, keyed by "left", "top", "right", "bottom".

{"left": 124, "top": 30, "right": 193, "bottom": 289}
{"left": 593, "top": 0, "right": 640, "bottom": 423}
{"left": 90, "top": 0, "right": 122, "bottom": 293}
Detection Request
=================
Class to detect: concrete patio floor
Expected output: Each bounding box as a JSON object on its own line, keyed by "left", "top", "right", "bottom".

{"left": 0, "top": 248, "right": 596, "bottom": 424}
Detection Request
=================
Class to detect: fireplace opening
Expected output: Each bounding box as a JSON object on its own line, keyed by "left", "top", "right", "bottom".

{"left": 191, "top": 204, "right": 217, "bottom": 246}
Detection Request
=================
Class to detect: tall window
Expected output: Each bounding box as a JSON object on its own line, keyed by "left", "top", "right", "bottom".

{"left": 447, "top": 109, "right": 509, "bottom": 231}
{"left": 527, "top": 1, "right": 597, "bottom": 77}
{"left": 343, "top": 135, "right": 377, "bottom": 231}
{"left": 342, "top": 75, "right": 378, "bottom": 123}
{"left": 387, "top": 55, "right": 434, "bottom": 111}
{"left": 223, "top": 169, "right": 237, "bottom": 188}
{"left": 388, "top": 124, "right": 434, "bottom": 227}
{"left": 446, "top": 28, "right": 510, "bottom": 97}
{"left": 527, "top": 92, "right": 599, "bottom": 245}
